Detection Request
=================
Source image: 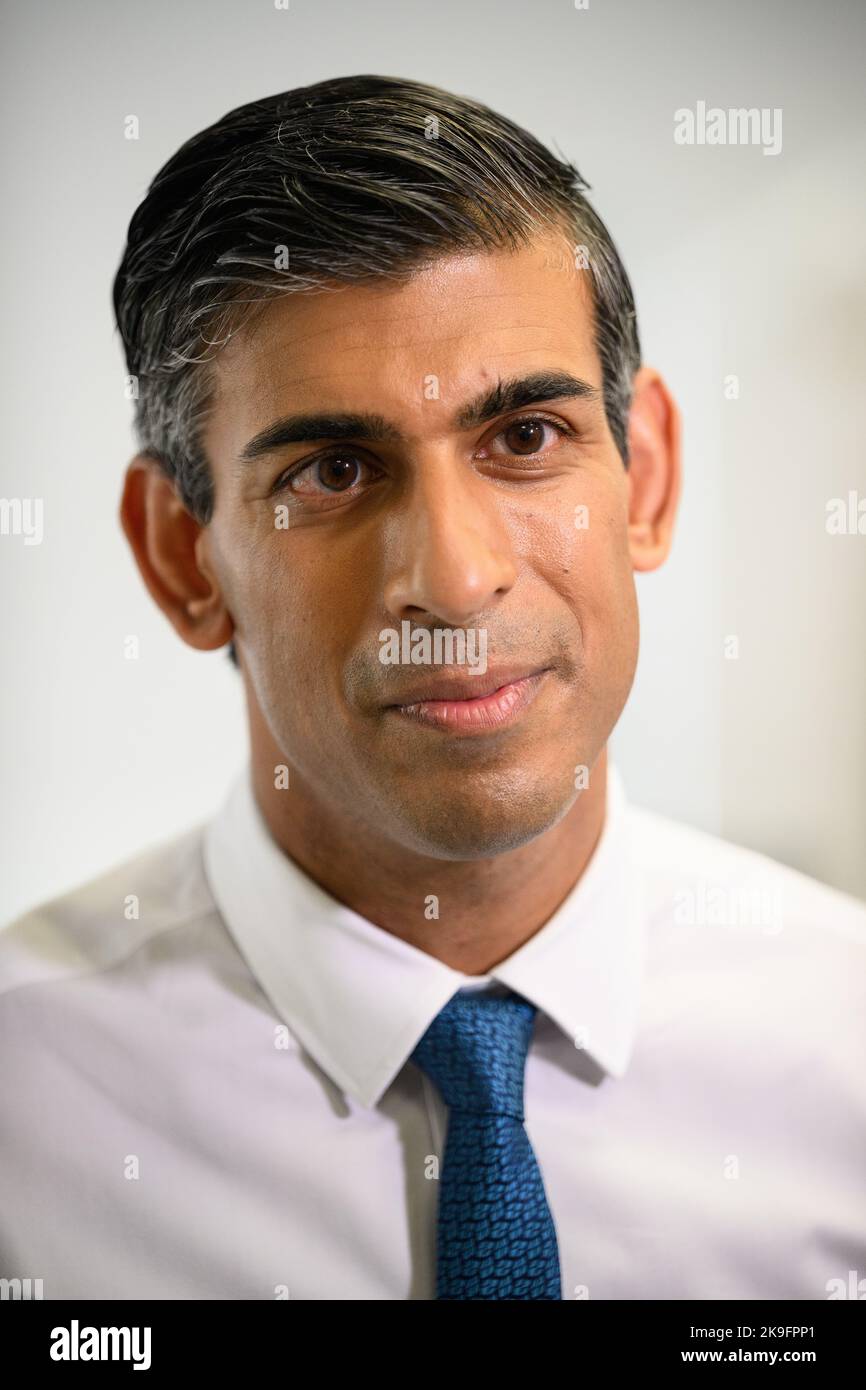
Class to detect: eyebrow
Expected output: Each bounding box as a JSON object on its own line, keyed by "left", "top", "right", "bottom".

{"left": 237, "top": 370, "right": 600, "bottom": 465}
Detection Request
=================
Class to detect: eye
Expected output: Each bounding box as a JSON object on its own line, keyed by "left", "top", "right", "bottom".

{"left": 476, "top": 414, "right": 574, "bottom": 460}
{"left": 270, "top": 451, "right": 377, "bottom": 498}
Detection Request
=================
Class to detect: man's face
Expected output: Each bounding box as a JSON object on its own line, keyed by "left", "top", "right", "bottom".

{"left": 201, "top": 232, "right": 640, "bottom": 858}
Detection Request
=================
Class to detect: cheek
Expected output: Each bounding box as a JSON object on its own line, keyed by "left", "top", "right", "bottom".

{"left": 243, "top": 533, "right": 372, "bottom": 691}
{"left": 512, "top": 477, "right": 634, "bottom": 611}
{"left": 513, "top": 481, "right": 639, "bottom": 704}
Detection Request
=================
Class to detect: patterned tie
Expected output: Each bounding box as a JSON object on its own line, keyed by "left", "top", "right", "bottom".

{"left": 410, "top": 988, "right": 562, "bottom": 1300}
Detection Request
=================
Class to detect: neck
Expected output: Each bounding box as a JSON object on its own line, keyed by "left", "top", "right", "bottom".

{"left": 247, "top": 713, "right": 608, "bottom": 977}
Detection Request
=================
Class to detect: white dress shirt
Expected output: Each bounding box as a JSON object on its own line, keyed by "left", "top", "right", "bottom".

{"left": 1, "top": 759, "right": 864, "bottom": 1300}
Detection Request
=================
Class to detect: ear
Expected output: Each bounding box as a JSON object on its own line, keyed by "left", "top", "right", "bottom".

{"left": 119, "top": 454, "right": 234, "bottom": 653}
{"left": 625, "top": 366, "right": 682, "bottom": 572}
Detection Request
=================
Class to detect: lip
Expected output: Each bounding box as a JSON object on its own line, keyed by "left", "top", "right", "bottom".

{"left": 384, "top": 665, "right": 549, "bottom": 706}
{"left": 385, "top": 667, "right": 552, "bottom": 734}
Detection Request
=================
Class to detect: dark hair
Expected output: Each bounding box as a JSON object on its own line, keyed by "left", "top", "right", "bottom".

{"left": 113, "top": 74, "right": 641, "bottom": 668}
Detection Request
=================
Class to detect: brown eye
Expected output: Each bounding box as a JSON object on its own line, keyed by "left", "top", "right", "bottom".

{"left": 272, "top": 452, "right": 370, "bottom": 498}
{"left": 316, "top": 455, "right": 362, "bottom": 491}
{"left": 503, "top": 419, "right": 548, "bottom": 454}
{"left": 477, "top": 416, "right": 570, "bottom": 462}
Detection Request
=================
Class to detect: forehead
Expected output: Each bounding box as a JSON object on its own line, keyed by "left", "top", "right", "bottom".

{"left": 205, "top": 233, "right": 600, "bottom": 452}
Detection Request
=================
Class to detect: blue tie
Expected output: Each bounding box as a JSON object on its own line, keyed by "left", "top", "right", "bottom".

{"left": 410, "top": 988, "right": 562, "bottom": 1300}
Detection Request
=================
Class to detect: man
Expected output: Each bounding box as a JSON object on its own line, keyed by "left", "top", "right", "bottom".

{"left": 1, "top": 75, "right": 864, "bottom": 1302}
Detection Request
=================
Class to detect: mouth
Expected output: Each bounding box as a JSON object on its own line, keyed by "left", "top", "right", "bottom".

{"left": 383, "top": 667, "right": 552, "bottom": 734}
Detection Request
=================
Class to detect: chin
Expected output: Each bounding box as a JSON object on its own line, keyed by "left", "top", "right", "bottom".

{"left": 388, "top": 782, "right": 578, "bottom": 861}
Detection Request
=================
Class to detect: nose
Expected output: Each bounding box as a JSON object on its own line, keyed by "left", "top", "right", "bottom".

{"left": 383, "top": 457, "right": 518, "bottom": 627}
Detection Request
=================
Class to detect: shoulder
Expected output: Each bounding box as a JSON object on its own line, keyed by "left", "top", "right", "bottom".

{"left": 625, "top": 800, "right": 866, "bottom": 1097}
{"left": 0, "top": 819, "right": 217, "bottom": 1006}
{"left": 627, "top": 798, "right": 866, "bottom": 947}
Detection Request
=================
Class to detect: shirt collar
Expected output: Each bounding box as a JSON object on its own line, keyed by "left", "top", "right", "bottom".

{"left": 203, "top": 758, "right": 645, "bottom": 1109}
